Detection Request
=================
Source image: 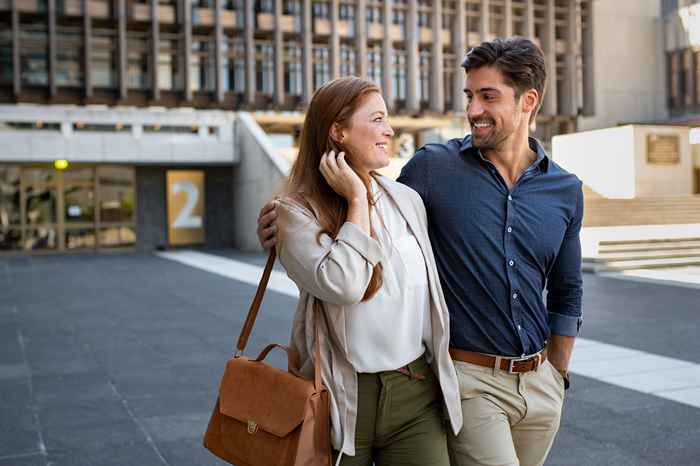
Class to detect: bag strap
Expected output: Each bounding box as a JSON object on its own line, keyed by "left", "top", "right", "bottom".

{"left": 235, "top": 248, "right": 325, "bottom": 392}
{"left": 235, "top": 248, "right": 277, "bottom": 354}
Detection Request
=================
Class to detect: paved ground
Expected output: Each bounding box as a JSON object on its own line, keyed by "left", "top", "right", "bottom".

{"left": 1, "top": 250, "right": 699, "bottom": 466}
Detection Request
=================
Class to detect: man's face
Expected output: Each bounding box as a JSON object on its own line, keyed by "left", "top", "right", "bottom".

{"left": 464, "top": 66, "right": 528, "bottom": 151}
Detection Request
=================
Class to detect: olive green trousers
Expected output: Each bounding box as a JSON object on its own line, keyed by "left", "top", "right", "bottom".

{"left": 336, "top": 355, "right": 450, "bottom": 466}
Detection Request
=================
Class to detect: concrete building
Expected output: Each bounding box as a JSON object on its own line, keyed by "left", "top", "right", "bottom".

{"left": 0, "top": 0, "right": 596, "bottom": 254}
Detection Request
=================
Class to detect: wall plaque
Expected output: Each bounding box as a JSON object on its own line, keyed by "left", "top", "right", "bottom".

{"left": 646, "top": 134, "right": 680, "bottom": 165}
{"left": 167, "top": 170, "right": 205, "bottom": 246}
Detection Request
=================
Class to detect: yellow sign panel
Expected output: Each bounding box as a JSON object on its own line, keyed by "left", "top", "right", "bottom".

{"left": 167, "top": 170, "right": 205, "bottom": 246}
{"left": 647, "top": 134, "right": 681, "bottom": 165}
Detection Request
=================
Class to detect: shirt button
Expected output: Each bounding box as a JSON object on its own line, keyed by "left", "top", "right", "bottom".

{"left": 509, "top": 260, "right": 515, "bottom": 267}
{"left": 507, "top": 226, "right": 512, "bottom": 233}
{"left": 512, "top": 292, "right": 518, "bottom": 300}
{"left": 517, "top": 325, "right": 522, "bottom": 331}
{"left": 508, "top": 194, "right": 513, "bottom": 201}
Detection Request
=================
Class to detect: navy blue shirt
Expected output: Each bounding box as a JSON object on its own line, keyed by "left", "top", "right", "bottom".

{"left": 398, "top": 135, "right": 583, "bottom": 357}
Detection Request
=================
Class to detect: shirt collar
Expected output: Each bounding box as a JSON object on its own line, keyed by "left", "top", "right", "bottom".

{"left": 459, "top": 134, "right": 550, "bottom": 173}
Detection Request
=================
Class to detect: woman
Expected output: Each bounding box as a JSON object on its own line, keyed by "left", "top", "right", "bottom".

{"left": 273, "top": 77, "right": 462, "bottom": 466}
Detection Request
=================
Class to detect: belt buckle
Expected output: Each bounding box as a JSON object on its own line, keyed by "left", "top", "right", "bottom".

{"left": 507, "top": 352, "right": 541, "bottom": 374}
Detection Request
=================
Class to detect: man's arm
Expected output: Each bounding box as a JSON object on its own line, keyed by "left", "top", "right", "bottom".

{"left": 396, "top": 147, "right": 430, "bottom": 203}
{"left": 546, "top": 183, "right": 584, "bottom": 372}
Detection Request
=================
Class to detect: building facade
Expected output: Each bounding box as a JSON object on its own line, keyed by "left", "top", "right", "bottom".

{"left": 0, "top": 0, "right": 595, "bottom": 254}
{"left": 0, "top": 0, "right": 593, "bottom": 138}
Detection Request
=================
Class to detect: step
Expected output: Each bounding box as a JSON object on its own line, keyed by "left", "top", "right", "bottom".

{"left": 583, "top": 256, "right": 700, "bottom": 273}
{"left": 598, "top": 243, "right": 700, "bottom": 254}
{"left": 599, "top": 237, "right": 700, "bottom": 247}
{"left": 591, "top": 249, "right": 700, "bottom": 262}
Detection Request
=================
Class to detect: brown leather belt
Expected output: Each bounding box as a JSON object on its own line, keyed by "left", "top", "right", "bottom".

{"left": 449, "top": 347, "right": 547, "bottom": 374}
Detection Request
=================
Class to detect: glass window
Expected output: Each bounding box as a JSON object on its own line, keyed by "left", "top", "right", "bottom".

{"left": 92, "top": 30, "right": 117, "bottom": 88}
{"left": 127, "top": 32, "right": 150, "bottom": 90}
{"left": 284, "top": 43, "right": 303, "bottom": 96}
{"left": 223, "top": 36, "right": 246, "bottom": 93}
{"left": 444, "top": 52, "right": 455, "bottom": 108}
{"left": 339, "top": 3, "right": 355, "bottom": 20}
{"left": 24, "top": 228, "right": 58, "bottom": 250}
{"left": 393, "top": 51, "right": 406, "bottom": 101}
{"left": 368, "top": 46, "right": 382, "bottom": 86}
{"left": 419, "top": 51, "right": 431, "bottom": 103}
{"left": 56, "top": 28, "right": 83, "bottom": 87}
{"left": 340, "top": 44, "right": 356, "bottom": 77}
{"left": 313, "top": 46, "right": 330, "bottom": 90}
{"left": 158, "top": 36, "right": 181, "bottom": 91}
{"left": 98, "top": 166, "right": 135, "bottom": 224}
{"left": 192, "top": 37, "right": 216, "bottom": 92}
{"left": 20, "top": 24, "right": 49, "bottom": 86}
{"left": 25, "top": 186, "right": 57, "bottom": 225}
{"left": 0, "top": 27, "right": 12, "bottom": 85}
{"left": 65, "top": 228, "right": 96, "bottom": 250}
{"left": 313, "top": 1, "right": 330, "bottom": 19}
{"left": 0, "top": 166, "right": 21, "bottom": 227}
{"left": 257, "top": 0, "right": 274, "bottom": 13}
{"left": 255, "top": 42, "right": 274, "bottom": 94}
{"left": 99, "top": 226, "right": 136, "bottom": 248}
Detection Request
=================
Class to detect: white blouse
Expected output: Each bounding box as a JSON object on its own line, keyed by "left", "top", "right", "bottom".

{"left": 343, "top": 181, "right": 432, "bottom": 373}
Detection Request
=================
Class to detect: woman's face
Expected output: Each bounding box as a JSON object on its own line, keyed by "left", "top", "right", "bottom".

{"left": 337, "top": 92, "right": 395, "bottom": 174}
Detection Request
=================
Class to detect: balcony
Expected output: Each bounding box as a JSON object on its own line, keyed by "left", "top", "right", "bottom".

{"left": 0, "top": 0, "right": 9, "bottom": 10}
{"left": 62, "top": 0, "right": 82, "bottom": 16}
{"left": 88, "top": 0, "right": 110, "bottom": 18}
{"left": 257, "top": 13, "right": 274, "bottom": 31}
{"left": 338, "top": 20, "right": 354, "bottom": 38}
{"left": 280, "top": 15, "right": 295, "bottom": 32}
{"left": 193, "top": 7, "right": 214, "bottom": 26}
{"left": 420, "top": 27, "right": 432, "bottom": 43}
{"left": 368, "top": 23, "right": 383, "bottom": 40}
{"left": 389, "top": 25, "right": 403, "bottom": 41}
{"left": 131, "top": 3, "right": 150, "bottom": 21}
{"left": 314, "top": 18, "right": 331, "bottom": 35}
{"left": 221, "top": 9, "right": 237, "bottom": 27}
{"left": 17, "top": 0, "right": 46, "bottom": 13}
{"left": 440, "top": 29, "right": 451, "bottom": 43}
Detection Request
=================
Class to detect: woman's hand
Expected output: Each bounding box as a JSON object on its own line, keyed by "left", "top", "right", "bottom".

{"left": 319, "top": 151, "right": 367, "bottom": 203}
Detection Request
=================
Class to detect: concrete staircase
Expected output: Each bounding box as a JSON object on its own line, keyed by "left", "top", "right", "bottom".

{"left": 583, "top": 196, "right": 700, "bottom": 227}
{"left": 582, "top": 236, "right": 700, "bottom": 272}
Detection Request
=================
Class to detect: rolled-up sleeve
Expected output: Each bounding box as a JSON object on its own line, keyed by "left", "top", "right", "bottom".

{"left": 277, "top": 200, "right": 382, "bottom": 306}
{"left": 546, "top": 183, "right": 584, "bottom": 336}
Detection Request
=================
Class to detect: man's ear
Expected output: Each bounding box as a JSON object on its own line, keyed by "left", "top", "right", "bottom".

{"left": 521, "top": 89, "right": 539, "bottom": 115}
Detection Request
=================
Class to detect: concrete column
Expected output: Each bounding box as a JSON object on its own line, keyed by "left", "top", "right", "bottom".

{"left": 356, "top": 0, "right": 367, "bottom": 79}
{"left": 453, "top": 0, "right": 466, "bottom": 114}
{"left": 48, "top": 0, "right": 57, "bottom": 97}
{"left": 215, "top": 0, "right": 225, "bottom": 102}
{"left": 480, "top": 0, "right": 490, "bottom": 41}
{"left": 118, "top": 0, "right": 128, "bottom": 99}
{"left": 151, "top": 0, "right": 160, "bottom": 101}
{"left": 430, "top": 0, "right": 444, "bottom": 113}
{"left": 83, "top": 0, "right": 92, "bottom": 98}
{"left": 525, "top": 0, "right": 535, "bottom": 39}
{"left": 542, "top": 0, "right": 557, "bottom": 116}
{"left": 302, "top": 0, "right": 313, "bottom": 102}
{"left": 504, "top": 0, "right": 513, "bottom": 37}
{"left": 382, "top": 0, "right": 394, "bottom": 109}
{"left": 560, "top": 0, "right": 580, "bottom": 117}
{"left": 581, "top": 0, "right": 594, "bottom": 116}
{"left": 244, "top": 0, "right": 256, "bottom": 104}
{"left": 12, "top": 0, "right": 21, "bottom": 97}
{"left": 406, "top": 0, "right": 419, "bottom": 112}
{"left": 183, "top": 0, "right": 193, "bottom": 101}
{"left": 274, "top": 0, "right": 285, "bottom": 105}
{"left": 330, "top": 0, "right": 340, "bottom": 79}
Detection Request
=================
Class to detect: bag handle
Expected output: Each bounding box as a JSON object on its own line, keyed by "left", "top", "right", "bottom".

{"left": 235, "top": 248, "right": 324, "bottom": 392}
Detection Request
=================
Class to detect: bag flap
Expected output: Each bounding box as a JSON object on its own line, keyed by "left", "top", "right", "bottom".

{"left": 218, "top": 356, "right": 319, "bottom": 437}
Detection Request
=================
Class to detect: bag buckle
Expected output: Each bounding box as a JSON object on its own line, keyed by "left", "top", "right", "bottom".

{"left": 247, "top": 420, "right": 258, "bottom": 434}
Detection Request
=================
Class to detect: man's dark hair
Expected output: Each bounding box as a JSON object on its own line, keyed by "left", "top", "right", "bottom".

{"left": 461, "top": 37, "right": 547, "bottom": 122}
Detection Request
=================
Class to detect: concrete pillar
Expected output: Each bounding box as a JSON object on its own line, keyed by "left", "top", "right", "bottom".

{"left": 84, "top": 0, "right": 92, "bottom": 99}
{"left": 48, "top": 0, "right": 57, "bottom": 97}
{"left": 356, "top": 0, "right": 368, "bottom": 79}
{"left": 581, "top": 0, "right": 594, "bottom": 116}
{"left": 542, "top": 0, "right": 557, "bottom": 116}
{"left": 151, "top": 0, "right": 161, "bottom": 101}
{"left": 382, "top": 0, "right": 394, "bottom": 109}
{"left": 560, "top": 0, "right": 580, "bottom": 117}
{"left": 274, "top": 0, "right": 285, "bottom": 105}
{"left": 480, "top": 0, "right": 490, "bottom": 41}
{"left": 11, "top": 0, "right": 20, "bottom": 97}
{"left": 302, "top": 0, "right": 313, "bottom": 102}
{"left": 183, "top": 0, "right": 193, "bottom": 101}
{"left": 430, "top": 0, "right": 444, "bottom": 113}
{"left": 525, "top": 0, "right": 535, "bottom": 39}
{"left": 453, "top": 0, "right": 466, "bottom": 114}
{"left": 118, "top": 0, "right": 128, "bottom": 99}
{"left": 330, "top": 0, "right": 340, "bottom": 79}
{"left": 504, "top": 0, "right": 513, "bottom": 37}
{"left": 215, "top": 0, "right": 225, "bottom": 102}
{"left": 406, "top": 0, "right": 419, "bottom": 112}
{"left": 244, "top": 0, "right": 256, "bottom": 104}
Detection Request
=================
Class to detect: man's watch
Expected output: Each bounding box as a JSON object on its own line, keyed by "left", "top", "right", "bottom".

{"left": 557, "top": 369, "right": 570, "bottom": 390}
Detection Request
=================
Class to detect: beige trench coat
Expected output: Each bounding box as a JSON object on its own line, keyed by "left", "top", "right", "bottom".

{"left": 276, "top": 174, "right": 463, "bottom": 458}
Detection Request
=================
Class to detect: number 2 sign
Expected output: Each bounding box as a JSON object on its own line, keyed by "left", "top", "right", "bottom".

{"left": 167, "top": 170, "right": 205, "bottom": 246}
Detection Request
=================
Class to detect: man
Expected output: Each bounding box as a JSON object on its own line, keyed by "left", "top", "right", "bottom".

{"left": 258, "top": 37, "right": 583, "bottom": 466}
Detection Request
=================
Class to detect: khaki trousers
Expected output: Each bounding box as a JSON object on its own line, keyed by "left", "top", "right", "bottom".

{"left": 336, "top": 355, "right": 450, "bottom": 466}
{"left": 448, "top": 358, "right": 566, "bottom": 466}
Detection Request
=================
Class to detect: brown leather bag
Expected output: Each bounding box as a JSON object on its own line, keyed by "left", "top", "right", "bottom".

{"left": 203, "top": 249, "right": 332, "bottom": 466}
